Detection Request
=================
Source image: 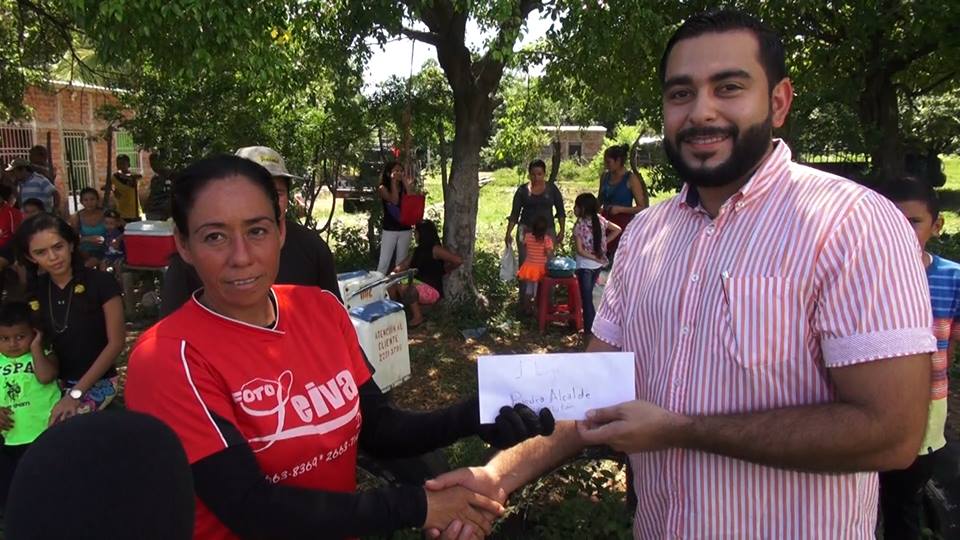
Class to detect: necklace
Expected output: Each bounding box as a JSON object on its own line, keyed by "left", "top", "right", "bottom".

{"left": 48, "top": 278, "right": 75, "bottom": 334}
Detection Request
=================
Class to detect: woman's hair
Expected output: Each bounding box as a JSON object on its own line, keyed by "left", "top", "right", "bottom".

{"left": 575, "top": 193, "right": 603, "bottom": 257}
{"left": 171, "top": 154, "right": 279, "bottom": 237}
{"left": 380, "top": 161, "right": 402, "bottom": 188}
{"left": 14, "top": 213, "right": 83, "bottom": 273}
{"left": 413, "top": 220, "right": 441, "bottom": 261}
{"left": 531, "top": 215, "right": 549, "bottom": 241}
{"left": 604, "top": 144, "right": 629, "bottom": 165}
{"left": 80, "top": 187, "right": 99, "bottom": 200}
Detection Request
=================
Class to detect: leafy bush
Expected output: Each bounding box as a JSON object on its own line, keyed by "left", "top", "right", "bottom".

{"left": 929, "top": 232, "right": 960, "bottom": 262}
{"left": 330, "top": 223, "right": 373, "bottom": 272}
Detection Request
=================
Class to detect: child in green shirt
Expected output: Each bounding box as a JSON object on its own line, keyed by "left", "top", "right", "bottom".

{"left": 0, "top": 301, "right": 59, "bottom": 508}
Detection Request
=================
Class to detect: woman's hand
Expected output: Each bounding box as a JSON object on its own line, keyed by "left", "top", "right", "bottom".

{"left": 49, "top": 394, "right": 81, "bottom": 426}
{"left": 423, "top": 486, "right": 504, "bottom": 538}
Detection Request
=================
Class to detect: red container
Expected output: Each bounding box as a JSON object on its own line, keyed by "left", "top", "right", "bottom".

{"left": 124, "top": 221, "right": 176, "bottom": 268}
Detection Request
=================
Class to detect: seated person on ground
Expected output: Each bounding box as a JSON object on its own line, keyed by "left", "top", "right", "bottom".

{"left": 389, "top": 220, "right": 462, "bottom": 327}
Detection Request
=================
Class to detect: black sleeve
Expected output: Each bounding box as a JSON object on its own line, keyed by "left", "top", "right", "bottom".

{"left": 358, "top": 380, "right": 477, "bottom": 458}
{"left": 90, "top": 268, "right": 122, "bottom": 305}
{"left": 509, "top": 186, "right": 524, "bottom": 222}
{"left": 192, "top": 414, "right": 427, "bottom": 539}
{"left": 313, "top": 233, "right": 342, "bottom": 302}
{"left": 552, "top": 183, "right": 566, "bottom": 219}
{"left": 160, "top": 255, "right": 202, "bottom": 318}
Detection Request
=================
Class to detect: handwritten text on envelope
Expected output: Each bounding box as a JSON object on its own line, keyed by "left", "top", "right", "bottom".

{"left": 478, "top": 352, "right": 636, "bottom": 423}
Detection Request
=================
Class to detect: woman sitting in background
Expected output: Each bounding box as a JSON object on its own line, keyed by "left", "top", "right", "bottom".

{"left": 391, "top": 220, "right": 462, "bottom": 327}
{"left": 70, "top": 188, "right": 107, "bottom": 268}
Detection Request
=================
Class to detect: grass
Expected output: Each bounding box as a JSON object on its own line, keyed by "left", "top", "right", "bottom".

{"left": 939, "top": 155, "right": 960, "bottom": 233}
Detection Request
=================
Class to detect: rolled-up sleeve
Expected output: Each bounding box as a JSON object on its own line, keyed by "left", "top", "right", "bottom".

{"left": 814, "top": 192, "right": 936, "bottom": 367}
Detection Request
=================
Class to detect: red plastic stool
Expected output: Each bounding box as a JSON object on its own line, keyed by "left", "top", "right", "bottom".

{"left": 536, "top": 275, "right": 584, "bottom": 334}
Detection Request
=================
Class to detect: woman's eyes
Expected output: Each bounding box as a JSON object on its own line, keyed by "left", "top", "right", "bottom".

{"left": 203, "top": 232, "right": 226, "bottom": 244}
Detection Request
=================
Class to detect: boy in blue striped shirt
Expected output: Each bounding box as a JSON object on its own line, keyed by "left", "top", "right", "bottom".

{"left": 879, "top": 178, "right": 960, "bottom": 539}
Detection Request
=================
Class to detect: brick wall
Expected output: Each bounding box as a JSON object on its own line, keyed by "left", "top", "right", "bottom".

{"left": 10, "top": 83, "right": 153, "bottom": 212}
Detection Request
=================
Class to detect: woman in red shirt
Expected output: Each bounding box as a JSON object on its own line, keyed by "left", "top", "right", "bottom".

{"left": 124, "top": 155, "right": 553, "bottom": 540}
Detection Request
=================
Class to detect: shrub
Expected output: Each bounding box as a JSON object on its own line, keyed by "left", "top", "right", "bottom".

{"left": 329, "top": 223, "right": 373, "bottom": 272}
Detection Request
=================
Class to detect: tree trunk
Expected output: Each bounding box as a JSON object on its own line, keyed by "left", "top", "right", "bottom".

{"left": 437, "top": 120, "right": 450, "bottom": 240}
{"left": 442, "top": 110, "right": 485, "bottom": 300}
{"left": 548, "top": 139, "right": 561, "bottom": 183}
{"left": 860, "top": 69, "right": 905, "bottom": 184}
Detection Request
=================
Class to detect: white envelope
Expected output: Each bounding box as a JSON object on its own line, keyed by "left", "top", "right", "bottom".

{"left": 478, "top": 352, "right": 636, "bottom": 423}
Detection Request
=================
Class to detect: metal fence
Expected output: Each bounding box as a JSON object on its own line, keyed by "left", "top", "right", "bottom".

{"left": 114, "top": 130, "right": 140, "bottom": 172}
{"left": 0, "top": 124, "right": 35, "bottom": 169}
{"left": 62, "top": 130, "right": 93, "bottom": 190}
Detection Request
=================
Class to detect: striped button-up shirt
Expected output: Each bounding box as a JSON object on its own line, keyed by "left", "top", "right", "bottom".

{"left": 593, "top": 141, "right": 936, "bottom": 539}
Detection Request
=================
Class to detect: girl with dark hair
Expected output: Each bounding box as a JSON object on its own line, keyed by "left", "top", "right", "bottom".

{"left": 13, "top": 213, "right": 125, "bottom": 423}
{"left": 125, "top": 155, "right": 553, "bottom": 540}
{"left": 70, "top": 187, "right": 107, "bottom": 266}
{"left": 390, "top": 220, "right": 462, "bottom": 327}
{"left": 573, "top": 193, "right": 621, "bottom": 332}
{"left": 516, "top": 215, "right": 555, "bottom": 314}
{"left": 377, "top": 161, "right": 415, "bottom": 275}
{"left": 598, "top": 143, "right": 647, "bottom": 260}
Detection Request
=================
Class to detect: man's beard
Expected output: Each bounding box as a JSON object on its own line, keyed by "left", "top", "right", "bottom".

{"left": 663, "top": 116, "right": 772, "bottom": 189}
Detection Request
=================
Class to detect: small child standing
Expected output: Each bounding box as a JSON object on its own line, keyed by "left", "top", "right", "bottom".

{"left": 0, "top": 301, "right": 59, "bottom": 508}
{"left": 100, "top": 209, "right": 125, "bottom": 273}
{"left": 878, "top": 178, "right": 960, "bottom": 539}
{"left": 573, "top": 193, "right": 621, "bottom": 333}
{"left": 517, "top": 215, "right": 554, "bottom": 314}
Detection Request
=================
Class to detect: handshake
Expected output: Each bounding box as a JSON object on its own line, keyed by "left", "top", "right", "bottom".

{"left": 421, "top": 404, "right": 555, "bottom": 540}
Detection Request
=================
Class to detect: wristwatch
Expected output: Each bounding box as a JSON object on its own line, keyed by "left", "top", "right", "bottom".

{"left": 68, "top": 388, "right": 83, "bottom": 400}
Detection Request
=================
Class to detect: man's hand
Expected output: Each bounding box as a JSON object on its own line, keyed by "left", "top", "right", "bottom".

{"left": 0, "top": 407, "right": 14, "bottom": 431}
{"left": 577, "top": 399, "right": 689, "bottom": 453}
{"left": 423, "top": 484, "right": 504, "bottom": 539}
{"left": 478, "top": 404, "right": 555, "bottom": 450}
{"left": 425, "top": 467, "right": 507, "bottom": 540}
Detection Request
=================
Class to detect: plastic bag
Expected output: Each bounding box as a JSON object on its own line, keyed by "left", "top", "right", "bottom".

{"left": 499, "top": 245, "right": 517, "bottom": 282}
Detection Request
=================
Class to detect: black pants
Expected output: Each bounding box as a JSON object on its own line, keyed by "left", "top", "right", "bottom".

{"left": 879, "top": 449, "right": 941, "bottom": 539}
{"left": 0, "top": 444, "right": 30, "bottom": 510}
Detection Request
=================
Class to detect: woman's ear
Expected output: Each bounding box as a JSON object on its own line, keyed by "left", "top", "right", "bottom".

{"left": 174, "top": 229, "right": 194, "bottom": 266}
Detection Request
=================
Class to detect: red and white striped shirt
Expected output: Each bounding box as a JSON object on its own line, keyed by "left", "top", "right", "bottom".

{"left": 594, "top": 141, "right": 936, "bottom": 539}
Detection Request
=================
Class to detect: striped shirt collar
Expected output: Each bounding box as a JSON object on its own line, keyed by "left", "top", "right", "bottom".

{"left": 678, "top": 139, "right": 790, "bottom": 213}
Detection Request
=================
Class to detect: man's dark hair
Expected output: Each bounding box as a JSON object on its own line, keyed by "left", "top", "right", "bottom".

{"left": 0, "top": 302, "right": 32, "bottom": 328}
{"left": 659, "top": 9, "right": 787, "bottom": 91}
{"left": 878, "top": 176, "right": 940, "bottom": 219}
{"left": 21, "top": 198, "right": 45, "bottom": 212}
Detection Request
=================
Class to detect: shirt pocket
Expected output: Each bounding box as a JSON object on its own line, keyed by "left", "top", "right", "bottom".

{"left": 720, "top": 276, "right": 800, "bottom": 368}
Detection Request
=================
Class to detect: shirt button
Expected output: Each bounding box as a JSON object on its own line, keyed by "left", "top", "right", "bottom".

{"left": 674, "top": 379, "right": 682, "bottom": 388}
{"left": 735, "top": 201, "right": 745, "bottom": 210}
{"left": 690, "top": 273, "right": 699, "bottom": 283}
{"left": 721, "top": 270, "right": 730, "bottom": 279}
{"left": 705, "top": 225, "right": 716, "bottom": 236}
{"left": 681, "top": 326, "right": 690, "bottom": 335}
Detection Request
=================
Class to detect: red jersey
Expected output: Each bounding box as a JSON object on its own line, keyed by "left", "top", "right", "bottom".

{"left": 0, "top": 203, "right": 22, "bottom": 248}
{"left": 125, "top": 285, "right": 371, "bottom": 540}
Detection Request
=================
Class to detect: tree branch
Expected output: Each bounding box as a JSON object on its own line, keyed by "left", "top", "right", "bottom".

{"left": 474, "top": 0, "right": 541, "bottom": 91}
{"left": 399, "top": 26, "right": 439, "bottom": 46}
{"left": 910, "top": 70, "right": 959, "bottom": 98}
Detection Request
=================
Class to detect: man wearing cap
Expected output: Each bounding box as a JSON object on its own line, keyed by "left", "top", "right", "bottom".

{"left": 159, "top": 146, "right": 341, "bottom": 316}
{"left": 6, "top": 158, "right": 60, "bottom": 215}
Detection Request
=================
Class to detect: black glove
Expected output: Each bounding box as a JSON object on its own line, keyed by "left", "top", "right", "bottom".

{"left": 478, "top": 403, "right": 556, "bottom": 450}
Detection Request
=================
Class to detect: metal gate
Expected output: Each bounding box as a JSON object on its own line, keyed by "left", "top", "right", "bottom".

{"left": 0, "top": 125, "right": 35, "bottom": 169}
{"left": 62, "top": 130, "right": 93, "bottom": 191}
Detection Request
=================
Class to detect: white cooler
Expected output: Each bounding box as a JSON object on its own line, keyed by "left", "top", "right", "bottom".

{"left": 349, "top": 300, "right": 410, "bottom": 392}
{"left": 337, "top": 270, "right": 388, "bottom": 309}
